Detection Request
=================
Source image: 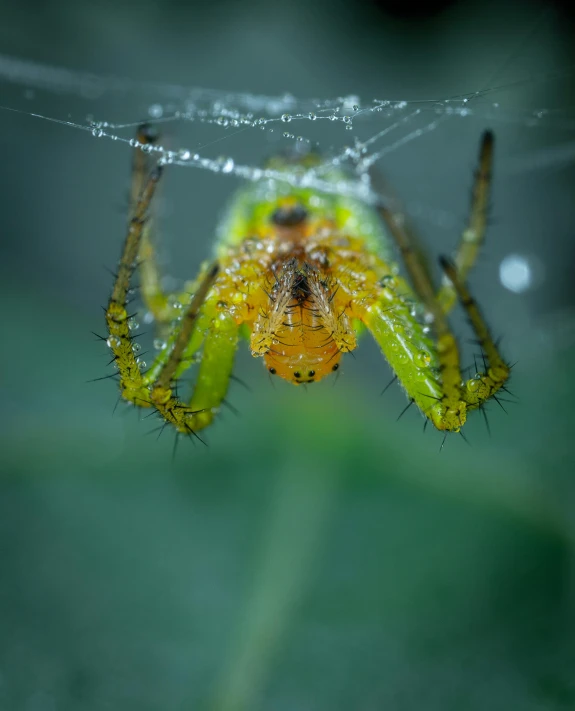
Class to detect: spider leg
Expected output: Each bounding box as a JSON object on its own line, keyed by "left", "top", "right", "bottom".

{"left": 147, "top": 283, "right": 240, "bottom": 434}
{"left": 105, "top": 163, "right": 163, "bottom": 408}
{"left": 436, "top": 130, "right": 493, "bottom": 313}
{"left": 439, "top": 257, "right": 510, "bottom": 412}
{"left": 377, "top": 199, "right": 468, "bottom": 431}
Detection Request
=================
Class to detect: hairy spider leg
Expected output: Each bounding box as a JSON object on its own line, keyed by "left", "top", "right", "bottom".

{"left": 105, "top": 164, "right": 163, "bottom": 409}
{"left": 439, "top": 257, "right": 509, "bottom": 413}
{"left": 146, "top": 266, "right": 240, "bottom": 435}
{"left": 377, "top": 190, "right": 468, "bottom": 430}
{"left": 436, "top": 130, "right": 493, "bottom": 313}
{"left": 106, "top": 159, "right": 239, "bottom": 434}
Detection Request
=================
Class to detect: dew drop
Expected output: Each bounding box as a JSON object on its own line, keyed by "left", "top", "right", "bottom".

{"left": 467, "top": 378, "right": 481, "bottom": 393}
{"left": 220, "top": 157, "right": 235, "bottom": 173}
{"left": 178, "top": 149, "right": 191, "bottom": 161}
{"left": 281, "top": 114, "right": 291, "bottom": 123}
{"left": 153, "top": 339, "right": 166, "bottom": 350}
{"left": 106, "top": 335, "right": 120, "bottom": 349}
{"left": 416, "top": 350, "right": 431, "bottom": 368}
{"left": 137, "top": 359, "right": 147, "bottom": 370}
{"left": 132, "top": 342, "right": 142, "bottom": 353}
{"left": 127, "top": 318, "right": 139, "bottom": 331}
{"left": 148, "top": 103, "right": 163, "bottom": 118}
{"left": 308, "top": 112, "right": 317, "bottom": 120}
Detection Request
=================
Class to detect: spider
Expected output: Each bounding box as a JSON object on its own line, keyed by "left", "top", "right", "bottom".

{"left": 102, "top": 124, "right": 510, "bottom": 440}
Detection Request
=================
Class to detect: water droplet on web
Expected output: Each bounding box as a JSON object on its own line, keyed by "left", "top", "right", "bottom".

{"left": 308, "top": 112, "right": 317, "bottom": 120}
{"left": 178, "top": 149, "right": 191, "bottom": 161}
{"left": 153, "top": 339, "right": 166, "bottom": 350}
{"left": 92, "top": 128, "right": 104, "bottom": 138}
{"left": 281, "top": 114, "right": 291, "bottom": 123}
{"left": 220, "top": 157, "right": 235, "bottom": 173}
{"left": 353, "top": 105, "right": 359, "bottom": 112}
{"left": 343, "top": 116, "right": 351, "bottom": 124}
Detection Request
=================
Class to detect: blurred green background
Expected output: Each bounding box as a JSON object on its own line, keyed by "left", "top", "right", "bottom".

{"left": 1, "top": 0, "right": 575, "bottom": 709}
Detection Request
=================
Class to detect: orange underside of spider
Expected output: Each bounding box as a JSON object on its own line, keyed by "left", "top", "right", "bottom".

{"left": 214, "top": 210, "right": 384, "bottom": 384}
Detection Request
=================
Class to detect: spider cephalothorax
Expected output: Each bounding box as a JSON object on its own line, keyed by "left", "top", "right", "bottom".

{"left": 102, "top": 125, "right": 510, "bottom": 439}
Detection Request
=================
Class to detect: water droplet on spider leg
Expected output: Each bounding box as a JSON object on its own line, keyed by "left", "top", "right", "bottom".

{"left": 137, "top": 359, "right": 147, "bottom": 370}
{"left": 127, "top": 318, "right": 140, "bottom": 331}
{"left": 466, "top": 378, "right": 481, "bottom": 393}
{"left": 132, "top": 342, "right": 142, "bottom": 353}
{"left": 380, "top": 275, "right": 397, "bottom": 289}
{"left": 416, "top": 350, "right": 431, "bottom": 368}
{"left": 107, "top": 335, "right": 121, "bottom": 348}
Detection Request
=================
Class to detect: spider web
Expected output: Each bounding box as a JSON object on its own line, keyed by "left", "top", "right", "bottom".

{"left": 1, "top": 51, "right": 574, "bottom": 210}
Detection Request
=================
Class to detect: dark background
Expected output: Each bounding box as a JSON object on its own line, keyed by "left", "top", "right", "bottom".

{"left": 1, "top": 1, "right": 575, "bottom": 709}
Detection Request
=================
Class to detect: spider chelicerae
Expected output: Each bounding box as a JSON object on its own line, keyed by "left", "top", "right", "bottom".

{"left": 101, "top": 124, "right": 510, "bottom": 441}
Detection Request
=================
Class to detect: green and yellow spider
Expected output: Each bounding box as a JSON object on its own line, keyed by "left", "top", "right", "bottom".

{"left": 103, "top": 124, "right": 509, "bottom": 438}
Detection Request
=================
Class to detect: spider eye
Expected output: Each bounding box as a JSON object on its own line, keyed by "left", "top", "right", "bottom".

{"left": 332, "top": 364, "right": 339, "bottom": 371}
{"left": 294, "top": 372, "right": 301, "bottom": 379}
{"left": 268, "top": 367, "right": 276, "bottom": 374}
{"left": 308, "top": 370, "right": 315, "bottom": 377}
{"left": 271, "top": 204, "right": 308, "bottom": 227}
